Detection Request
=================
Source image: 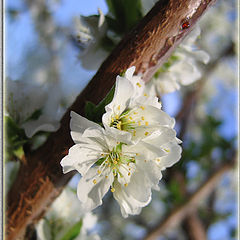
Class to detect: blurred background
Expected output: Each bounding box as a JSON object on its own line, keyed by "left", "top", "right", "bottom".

{"left": 5, "top": 0, "right": 237, "bottom": 239}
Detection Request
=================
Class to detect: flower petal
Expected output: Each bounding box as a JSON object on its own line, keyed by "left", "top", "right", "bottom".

{"left": 113, "top": 175, "right": 152, "bottom": 218}
{"left": 60, "top": 144, "right": 99, "bottom": 175}
{"left": 77, "top": 167, "right": 114, "bottom": 212}
{"left": 156, "top": 140, "right": 182, "bottom": 170}
{"left": 104, "top": 76, "right": 133, "bottom": 114}
{"left": 70, "top": 111, "right": 102, "bottom": 143}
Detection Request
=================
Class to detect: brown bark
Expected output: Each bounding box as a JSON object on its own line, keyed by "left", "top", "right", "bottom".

{"left": 6, "top": 0, "right": 217, "bottom": 239}
{"left": 143, "top": 158, "right": 236, "bottom": 240}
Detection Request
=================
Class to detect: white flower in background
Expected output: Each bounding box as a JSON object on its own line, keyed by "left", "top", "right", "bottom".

{"left": 6, "top": 79, "right": 63, "bottom": 138}
{"left": 74, "top": 8, "right": 108, "bottom": 70}
{"left": 36, "top": 187, "right": 100, "bottom": 240}
{"left": 102, "top": 67, "right": 173, "bottom": 143}
{"left": 153, "top": 26, "right": 210, "bottom": 95}
{"left": 61, "top": 111, "right": 181, "bottom": 217}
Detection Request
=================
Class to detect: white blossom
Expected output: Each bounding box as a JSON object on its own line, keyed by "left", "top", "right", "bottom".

{"left": 36, "top": 187, "right": 99, "bottom": 240}
{"left": 153, "top": 26, "right": 210, "bottom": 95}
{"left": 61, "top": 110, "right": 181, "bottom": 217}
{"left": 74, "top": 8, "right": 108, "bottom": 70}
{"left": 6, "top": 79, "right": 63, "bottom": 138}
{"left": 102, "top": 67, "right": 173, "bottom": 144}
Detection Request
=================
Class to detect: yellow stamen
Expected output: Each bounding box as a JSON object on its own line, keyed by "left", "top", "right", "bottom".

{"left": 105, "top": 175, "right": 108, "bottom": 179}
{"left": 117, "top": 122, "right": 121, "bottom": 130}
{"left": 144, "top": 93, "right": 148, "bottom": 97}
{"left": 140, "top": 106, "right": 145, "bottom": 110}
{"left": 124, "top": 183, "right": 128, "bottom": 187}
{"left": 128, "top": 172, "right": 131, "bottom": 176}
{"left": 134, "top": 112, "right": 138, "bottom": 115}
{"left": 145, "top": 121, "right": 149, "bottom": 126}
{"left": 164, "top": 148, "right": 170, "bottom": 153}
{"left": 117, "top": 105, "right": 120, "bottom": 110}
{"left": 97, "top": 170, "right": 101, "bottom": 174}
{"left": 93, "top": 179, "right": 97, "bottom": 184}
{"left": 138, "top": 121, "right": 141, "bottom": 126}
{"left": 127, "top": 163, "right": 130, "bottom": 166}
{"left": 145, "top": 132, "right": 149, "bottom": 136}
{"left": 133, "top": 130, "right": 136, "bottom": 136}
{"left": 129, "top": 116, "right": 133, "bottom": 120}
{"left": 111, "top": 187, "right": 115, "bottom": 192}
{"left": 157, "top": 159, "right": 161, "bottom": 162}
{"left": 114, "top": 160, "right": 118, "bottom": 165}
{"left": 136, "top": 82, "right": 142, "bottom": 87}
{"left": 141, "top": 116, "right": 145, "bottom": 120}
{"left": 136, "top": 153, "right": 139, "bottom": 156}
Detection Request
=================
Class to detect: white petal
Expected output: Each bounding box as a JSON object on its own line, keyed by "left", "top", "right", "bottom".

{"left": 143, "top": 127, "right": 177, "bottom": 147}
{"left": 97, "top": 8, "right": 105, "bottom": 28}
{"left": 103, "top": 123, "right": 132, "bottom": 144}
{"left": 117, "top": 162, "right": 135, "bottom": 185}
{"left": 60, "top": 144, "right": 98, "bottom": 175}
{"left": 70, "top": 111, "right": 102, "bottom": 143}
{"left": 104, "top": 76, "right": 133, "bottom": 114}
{"left": 22, "top": 116, "right": 59, "bottom": 138}
{"left": 113, "top": 177, "right": 151, "bottom": 218}
{"left": 157, "top": 140, "right": 182, "bottom": 170}
{"left": 77, "top": 167, "right": 114, "bottom": 212}
{"left": 136, "top": 159, "right": 162, "bottom": 189}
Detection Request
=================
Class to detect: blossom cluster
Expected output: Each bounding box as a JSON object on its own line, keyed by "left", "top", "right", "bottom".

{"left": 61, "top": 67, "right": 182, "bottom": 217}
{"left": 152, "top": 26, "right": 210, "bottom": 95}
{"left": 74, "top": 8, "right": 209, "bottom": 95}
{"left": 36, "top": 187, "right": 100, "bottom": 240}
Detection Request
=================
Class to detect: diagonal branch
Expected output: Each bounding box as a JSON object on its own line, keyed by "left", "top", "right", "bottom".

{"left": 6, "top": 0, "right": 218, "bottom": 239}
{"left": 143, "top": 156, "right": 236, "bottom": 240}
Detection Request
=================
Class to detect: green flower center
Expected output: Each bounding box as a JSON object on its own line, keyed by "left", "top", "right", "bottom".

{"left": 94, "top": 143, "right": 137, "bottom": 191}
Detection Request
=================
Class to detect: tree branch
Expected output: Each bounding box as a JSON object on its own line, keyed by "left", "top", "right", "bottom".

{"left": 143, "top": 157, "right": 236, "bottom": 240}
{"left": 6, "top": 0, "right": 217, "bottom": 239}
{"left": 182, "top": 211, "right": 207, "bottom": 240}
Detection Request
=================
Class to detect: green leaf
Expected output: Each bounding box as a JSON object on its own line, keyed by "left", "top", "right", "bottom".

{"left": 5, "top": 116, "right": 28, "bottom": 160}
{"left": 13, "top": 146, "right": 24, "bottom": 159}
{"left": 84, "top": 85, "right": 115, "bottom": 123}
{"left": 85, "top": 101, "right": 97, "bottom": 122}
{"left": 25, "top": 108, "right": 42, "bottom": 122}
{"left": 154, "top": 55, "right": 180, "bottom": 77}
{"left": 60, "top": 219, "right": 83, "bottom": 240}
{"left": 105, "top": 0, "right": 143, "bottom": 32}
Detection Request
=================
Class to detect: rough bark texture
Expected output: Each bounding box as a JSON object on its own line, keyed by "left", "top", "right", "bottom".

{"left": 6, "top": 0, "right": 217, "bottom": 239}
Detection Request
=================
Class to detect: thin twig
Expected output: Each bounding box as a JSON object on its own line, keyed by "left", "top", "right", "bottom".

{"left": 143, "top": 156, "right": 236, "bottom": 240}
